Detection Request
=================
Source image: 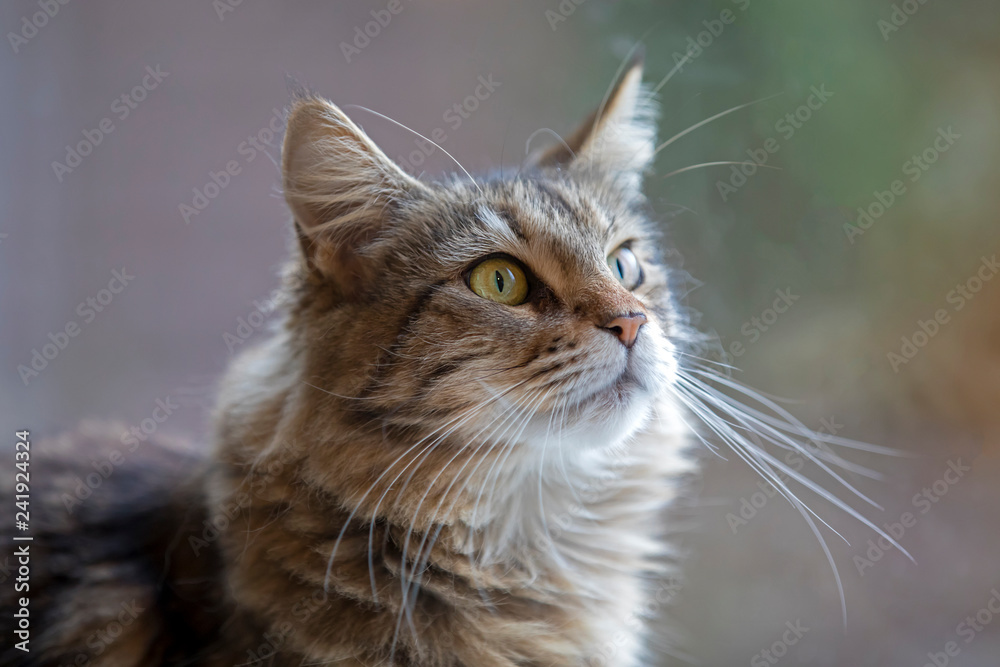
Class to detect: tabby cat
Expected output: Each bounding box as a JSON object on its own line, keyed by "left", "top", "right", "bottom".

{"left": 3, "top": 58, "right": 857, "bottom": 666}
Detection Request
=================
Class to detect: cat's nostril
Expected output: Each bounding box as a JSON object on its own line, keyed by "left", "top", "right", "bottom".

{"left": 602, "top": 313, "right": 647, "bottom": 348}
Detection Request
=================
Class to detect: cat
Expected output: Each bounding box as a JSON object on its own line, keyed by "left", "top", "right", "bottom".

{"left": 2, "top": 56, "right": 878, "bottom": 666}
{"left": 202, "top": 55, "right": 695, "bottom": 666}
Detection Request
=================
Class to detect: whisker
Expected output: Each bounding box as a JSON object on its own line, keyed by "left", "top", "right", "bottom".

{"left": 674, "top": 350, "right": 740, "bottom": 373}
{"left": 345, "top": 104, "right": 484, "bottom": 195}
{"left": 653, "top": 93, "right": 783, "bottom": 158}
{"left": 675, "top": 379, "right": 885, "bottom": 531}
{"left": 649, "top": 51, "right": 692, "bottom": 95}
{"left": 586, "top": 36, "right": 655, "bottom": 152}
{"left": 524, "top": 128, "right": 577, "bottom": 161}
{"left": 301, "top": 379, "right": 382, "bottom": 402}
{"left": 466, "top": 386, "right": 558, "bottom": 597}
{"left": 376, "top": 393, "right": 520, "bottom": 602}
{"left": 688, "top": 369, "right": 909, "bottom": 456}
{"left": 391, "top": 390, "right": 543, "bottom": 661}
{"left": 673, "top": 374, "right": 913, "bottom": 596}
{"left": 671, "top": 367, "right": 917, "bottom": 619}
{"left": 661, "top": 161, "right": 781, "bottom": 181}
{"left": 678, "top": 373, "right": 884, "bottom": 498}
{"left": 322, "top": 377, "right": 531, "bottom": 596}
{"left": 673, "top": 385, "right": 849, "bottom": 542}
{"left": 679, "top": 375, "right": 882, "bottom": 479}
{"left": 413, "top": 387, "right": 548, "bottom": 606}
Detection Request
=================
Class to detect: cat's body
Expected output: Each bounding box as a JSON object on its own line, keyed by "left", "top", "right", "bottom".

{"left": 0, "top": 424, "right": 237, "bottom": 666}
{"left": 2, "top": 59, "right": 699, "bottom": 666}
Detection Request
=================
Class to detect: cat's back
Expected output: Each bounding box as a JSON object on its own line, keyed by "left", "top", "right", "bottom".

{"left": 0, "top": 422, "right": 230, "bottom": 666}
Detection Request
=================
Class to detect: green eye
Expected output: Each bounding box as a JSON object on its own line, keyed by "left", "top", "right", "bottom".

{"left": 469, "top": 257, "right": 529, "bottom": 306}
{"left": 607, "top": 246, "right": 641, "bottom": 290}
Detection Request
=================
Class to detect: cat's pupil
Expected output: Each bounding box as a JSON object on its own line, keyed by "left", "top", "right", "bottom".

{"left": 615, "top": 258, "right": 624, "bottom": 280}
{"left": 495, "top": 270, "right": 504, "bottom": 293}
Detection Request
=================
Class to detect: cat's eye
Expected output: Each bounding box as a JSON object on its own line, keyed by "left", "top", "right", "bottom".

{"left": 469, "top": 257, "right": 529, "bottom": 306}
{"left": 607, "top": 246, "right": 642, "bottom": 290}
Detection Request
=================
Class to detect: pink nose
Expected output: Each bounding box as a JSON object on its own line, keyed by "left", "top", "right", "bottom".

{"left": 603, "top": 313, "right": 647, "bottom": 348}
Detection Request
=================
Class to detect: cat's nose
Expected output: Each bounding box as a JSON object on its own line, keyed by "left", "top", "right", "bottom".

{"left": 602, "top": 313, "right": 647, "bottom": 348}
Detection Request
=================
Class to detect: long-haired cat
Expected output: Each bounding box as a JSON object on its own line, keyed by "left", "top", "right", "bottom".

{"left": 2, "top": 57, "right": 887, "bottom": 666}
{"left": 206, "top": 55, "right": 693, "bottom": 667}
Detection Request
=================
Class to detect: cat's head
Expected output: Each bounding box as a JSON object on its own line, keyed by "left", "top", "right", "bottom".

{"left": 277, "top": 58, "right": 678, "bottom": 468}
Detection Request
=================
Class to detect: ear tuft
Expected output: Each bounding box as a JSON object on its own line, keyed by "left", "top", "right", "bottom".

{"left": 281, "top": 96, "right": 426, "bottom": 288}
{"left": 532, "top": 56, "right": 657, "bottom": 189}
{"left": 282, "top": 96, "right": 423, "bottom": 232}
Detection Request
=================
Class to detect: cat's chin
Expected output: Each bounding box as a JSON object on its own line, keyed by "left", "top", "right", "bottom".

{"left": 578, "top": 391, "right": 655, "bottom": 450}
{"left": 518, "top": 368, "right": 665, "bottom": 456}
{"left": 532, "top": 333, "right": 676, "bottom": 451}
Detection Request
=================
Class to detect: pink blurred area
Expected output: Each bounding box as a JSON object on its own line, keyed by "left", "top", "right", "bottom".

{"left": 0, "top": 0, "right": 586, "bottom": 436}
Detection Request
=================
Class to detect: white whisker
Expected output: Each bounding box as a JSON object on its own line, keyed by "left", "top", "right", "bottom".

{"left": 653, "top": 93, "right": 782, "bottom": 158}
{"left": 671, "top": 363, "right": 919, "bottom": 625}
{"left": 661, "top": 160, "right": 781, "bottom": 181}
{"left": 345, "top": 104, "right": 483, "bottom": 195}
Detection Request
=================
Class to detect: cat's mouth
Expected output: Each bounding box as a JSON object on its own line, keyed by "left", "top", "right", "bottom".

{"left": 529, "top": 362, "right": 659, "bottom": 452}
{"left": 608, "top": 368, "right": 648, "bottom": 400}
{"left": 581, "top": 366, "right": 651, "bottom": 409}
{"left": 581, "top": 339, "right": 671, "bottom": 410}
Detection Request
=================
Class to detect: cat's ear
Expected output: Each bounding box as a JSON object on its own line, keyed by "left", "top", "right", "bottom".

{"left": 532, "top": 55, "right": 656, "bottom": 189}
{"left": 282, "top": 95, "right": 426, "bottom": 289}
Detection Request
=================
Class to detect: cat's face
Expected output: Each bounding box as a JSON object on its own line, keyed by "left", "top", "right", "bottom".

{"left": 279, "top": 61, "right": 675, "bottom": 482}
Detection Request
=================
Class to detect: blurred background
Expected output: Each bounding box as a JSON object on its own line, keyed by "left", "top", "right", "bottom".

{"left": 2, "top": 1, "right": 999, "bottom": 664}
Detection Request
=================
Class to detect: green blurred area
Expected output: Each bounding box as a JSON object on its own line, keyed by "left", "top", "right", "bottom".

{"left": 557, "top": 0, "right": 1000, "bottom": 405}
